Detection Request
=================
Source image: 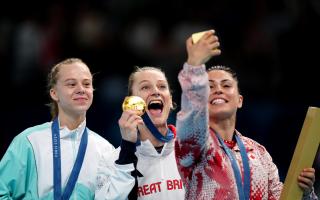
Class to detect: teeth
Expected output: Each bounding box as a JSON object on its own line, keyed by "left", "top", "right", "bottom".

{"left": 212, "top": 99, "right": 225, "bottom": 105}
{"left": 149, "top": 100, "right": 162, "bottom": 105}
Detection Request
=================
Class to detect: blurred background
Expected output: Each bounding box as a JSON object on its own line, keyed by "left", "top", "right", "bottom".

{"left": 0, "top": 0, "right": 319, "bottom": 194}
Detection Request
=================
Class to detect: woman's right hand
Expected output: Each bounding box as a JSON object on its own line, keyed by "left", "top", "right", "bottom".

{"left": 186, "top": 30, "right": 221, "bottom": 66}
{"left": 118, "top": 110, "right": 144, "bottom": 142}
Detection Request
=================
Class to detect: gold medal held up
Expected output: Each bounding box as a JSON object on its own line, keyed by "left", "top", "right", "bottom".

{"left": 122, "top": 96, "right": 146, "bottom": 116}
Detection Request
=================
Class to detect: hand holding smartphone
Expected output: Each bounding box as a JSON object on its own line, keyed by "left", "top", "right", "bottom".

{"left": 191, "top": 30, "right": 214, "bottom": 44}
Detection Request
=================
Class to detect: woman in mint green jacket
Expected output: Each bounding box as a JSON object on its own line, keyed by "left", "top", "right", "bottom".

{"left": 0, "top": 58, "right": 135, "bottom": 200}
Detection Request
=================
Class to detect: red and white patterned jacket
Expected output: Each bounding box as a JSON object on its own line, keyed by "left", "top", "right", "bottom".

{"left": 175, "top": 63, "right": 318, "bottom": 200}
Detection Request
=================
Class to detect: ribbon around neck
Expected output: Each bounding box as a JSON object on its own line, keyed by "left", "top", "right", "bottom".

{"left": 212, "top": 128, "right": 251, "bottom": 200}
{"left": 51, "top": 118, "right": 88, "bottom": 200}
{"left": 141, "top": 113, "right": 174, "bottom": 143}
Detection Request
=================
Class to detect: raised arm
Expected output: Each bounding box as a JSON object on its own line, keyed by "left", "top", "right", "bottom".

{"left": 175, "top": 30, "right": 221, "bottom": 180}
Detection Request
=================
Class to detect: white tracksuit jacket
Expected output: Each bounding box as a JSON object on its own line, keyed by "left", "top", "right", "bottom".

{"left": 0, "top": 120, "right": 134, "bottom": 200}
{"left": 134, "top": 125, "right": 185, "bottom": 200}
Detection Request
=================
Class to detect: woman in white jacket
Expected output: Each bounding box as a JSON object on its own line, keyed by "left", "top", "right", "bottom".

{"left": 118, "top": 66, "right": 185, "bottom": 200}
{"left": 0, "top": 58, "right": 135, "bottom": 200}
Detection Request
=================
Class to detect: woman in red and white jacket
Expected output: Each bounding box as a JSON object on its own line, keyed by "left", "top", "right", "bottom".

{"left": 175, "top": 30, "right": 317, "bottom": 200}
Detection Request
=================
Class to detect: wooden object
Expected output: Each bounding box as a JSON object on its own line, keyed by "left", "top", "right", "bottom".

{"left": 280, "top": 107, "right": 320, "bottom": 200}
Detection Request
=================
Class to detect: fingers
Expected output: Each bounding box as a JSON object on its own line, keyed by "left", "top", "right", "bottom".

{"left": 186, "top": 29, "right": 221, "bottom": 66}
{"left": 303, "top": 167, "right": 316, "bottom": 173}
{"left": 201, "top": 29, "right": 215, "bottom": 41}
{"left": 119, "top": 110, "right": 144, "bottom": 128}
{"left": 297, "top": 168, "right": 316, "bottom": 194}
{"left": 298, "top": 175, "right": 314, "bottom": 188}
{"left": 198, "top": 31, "right": 221, "bottom": 53}
{"left": 300, "top": 168, "right": 316, "bottom": 183}
{"left": 211, "top": 48, "right": 222, "bottom": 56}
{"left": 203, "top": 32, "right": 218, "bottom": 43}
{"left": 118, "top": 110, "right": 144, "bottom": 142}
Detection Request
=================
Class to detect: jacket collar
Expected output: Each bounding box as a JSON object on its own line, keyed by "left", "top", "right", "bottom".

{"left": 137, "top": 139, "right": 174, "bottom": 157}
{"left": 210, "top": 129, "right": 254, "bottom": 152}
{"left": 57, "top": 118, "right": 86, "bottom": 140}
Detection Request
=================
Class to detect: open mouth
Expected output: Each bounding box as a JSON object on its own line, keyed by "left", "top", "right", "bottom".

{"left": 148, "top": 100, "right": 163, "bottom": 116}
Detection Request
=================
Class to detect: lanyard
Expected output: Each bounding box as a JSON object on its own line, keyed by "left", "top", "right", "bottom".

{"left": 212, "top": 128, "right": 250, "bottom": 200}
{"left": 141, "top": 113, "right": 174, "bottom": 142}
{"left": 51, "top": 118, "right": 88, "bottom": 200}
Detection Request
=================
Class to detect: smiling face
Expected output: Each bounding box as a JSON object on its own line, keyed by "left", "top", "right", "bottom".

{"left": 49, "top": 61, "right": 93, "bottom": 119}
{"left": 130, "top": 68, "right": 172, "bottom": 127}
{"left": 208, "top": 69, "right": 243, "bottom": 121}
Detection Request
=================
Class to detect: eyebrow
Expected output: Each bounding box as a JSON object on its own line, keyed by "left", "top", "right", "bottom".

{"left": 64, "top": 78, "right": 76, "bottom": 82}
{"left": 64, "top": 78, "right": 92, "bottom": 82}
{"left": 209, "top": 79, "right": 232, "bottom": 83}
{"left": 138, "top": 79, "right": 166, "bottom": 85}
{"left": 138, "top": 80, "right": 149, "bottom": 85}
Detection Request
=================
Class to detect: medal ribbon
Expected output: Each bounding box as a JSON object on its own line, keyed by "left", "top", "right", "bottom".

{"left": 52, "top": 118, "right": 88, "bottom": 200}
{"left": 211, "top": 128, "right": 250, "bottom": 200}
{"left": 141, "top": 113, "right": 174, "bottom": 142}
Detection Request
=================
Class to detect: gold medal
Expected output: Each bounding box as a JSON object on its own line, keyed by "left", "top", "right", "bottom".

{"left": 122, "top": 96, "right": 146, "bottom": 116}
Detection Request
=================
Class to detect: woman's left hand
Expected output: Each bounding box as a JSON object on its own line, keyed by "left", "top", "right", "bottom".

{"left": 298, "top": 167, "right": 316, "bottom": 194}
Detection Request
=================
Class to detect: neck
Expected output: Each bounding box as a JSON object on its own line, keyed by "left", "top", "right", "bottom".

{"left": 209, "top": 116, "right": 236, "bottom": 141}
{"left": 155, "top": 123, "right": 168, "bottom": 136}
{"left": 58, "top": 112, "right": 85, "bottom": 130}
{"left": 138, "top": 124, "right": 167, "bottom": 147}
